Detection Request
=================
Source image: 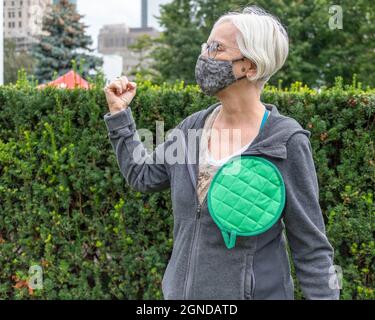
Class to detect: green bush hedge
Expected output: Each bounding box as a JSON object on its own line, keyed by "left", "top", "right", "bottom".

{"left": 0, "top": 75, "right": 374, "bottom": 299}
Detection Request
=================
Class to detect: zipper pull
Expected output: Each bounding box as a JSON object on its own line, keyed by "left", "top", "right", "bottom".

{"left": 196, "top": 204, "right": 202, "bottom": 219}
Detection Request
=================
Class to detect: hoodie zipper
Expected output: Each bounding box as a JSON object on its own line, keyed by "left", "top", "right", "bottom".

{"left": 184, "top": 196, "right": 206, "bottom": 299}
{"left": 183, "top": 107, "right": 215, "bottom": 299}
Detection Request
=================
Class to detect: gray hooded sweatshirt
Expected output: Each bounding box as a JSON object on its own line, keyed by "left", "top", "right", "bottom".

{"left": 103, "top": 101, "right": 340, "bottom": 300}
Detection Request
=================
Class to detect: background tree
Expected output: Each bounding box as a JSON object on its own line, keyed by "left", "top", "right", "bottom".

{"left": 152, "top": 0, "right": 375, "bottom": 88}
{"left": 151, "top": 0, "right": 204, "bottom": 84}
{"left": 4, "top": 39, "right": 36, "bottom": 84}
{"left": 32, "top": 0, "right": 103, "bottom": 83}
{"left": 128, "top": 34, "right": 160, "bottom": 81}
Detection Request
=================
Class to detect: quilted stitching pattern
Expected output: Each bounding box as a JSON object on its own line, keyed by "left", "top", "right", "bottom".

{"left": 207, "top": 156, "right": 286, "bottom": 248}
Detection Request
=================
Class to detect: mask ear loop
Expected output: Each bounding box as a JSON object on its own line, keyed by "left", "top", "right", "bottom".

{"left": 236, "top": 74, "right": 248, "bottom": 81}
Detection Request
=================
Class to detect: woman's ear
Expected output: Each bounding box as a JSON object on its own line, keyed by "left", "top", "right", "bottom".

{"left": 246, "top": 60, "right": 257, "bottom": 79}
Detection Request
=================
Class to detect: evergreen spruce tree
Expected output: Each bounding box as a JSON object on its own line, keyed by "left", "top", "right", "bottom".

{"left": 32, "top": 0, "right": 103, "bottom": 83}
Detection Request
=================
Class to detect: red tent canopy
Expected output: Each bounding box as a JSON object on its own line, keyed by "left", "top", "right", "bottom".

{"left": 38, "top": 70, "right": 91, "bottom": 89}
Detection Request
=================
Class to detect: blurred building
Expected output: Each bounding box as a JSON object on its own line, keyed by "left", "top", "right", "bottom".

{"left": 3, "top": 0, "right": 77, "bottom": 53}
{"left": 97, "top": 0, "right": 160, "bottom": 78}
{"left": 3, "top": 0, "right": 53, "bottom": 52}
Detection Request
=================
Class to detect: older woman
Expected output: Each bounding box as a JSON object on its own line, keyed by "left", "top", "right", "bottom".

{"left": 103, "top": 6, "right": 340, "bottom": 300}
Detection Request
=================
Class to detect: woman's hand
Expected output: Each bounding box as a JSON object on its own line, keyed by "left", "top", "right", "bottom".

{"left": 104, "top": 76, "right": 137, "bottom": 115}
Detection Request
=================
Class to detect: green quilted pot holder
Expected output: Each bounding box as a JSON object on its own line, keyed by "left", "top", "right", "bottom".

{"left": 207, "top": 155, "right": 286, "bottom": 249}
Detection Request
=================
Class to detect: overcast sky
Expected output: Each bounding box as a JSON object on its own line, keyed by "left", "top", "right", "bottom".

{"left": 76, "top": 0, "right": 172, "bottom": 51}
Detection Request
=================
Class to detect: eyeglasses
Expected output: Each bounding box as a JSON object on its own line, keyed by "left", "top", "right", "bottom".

{"left": 201, "top": 41, "right": 241, "bottom": 59}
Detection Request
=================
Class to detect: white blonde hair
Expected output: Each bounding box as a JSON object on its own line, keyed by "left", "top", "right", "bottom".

{"left": 213, "top": 5, "right": 289, "bottom": 87}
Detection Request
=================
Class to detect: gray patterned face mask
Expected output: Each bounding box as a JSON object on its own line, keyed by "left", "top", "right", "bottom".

{"left": 195, "top": 54, "right": 247, "bottom": 96}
